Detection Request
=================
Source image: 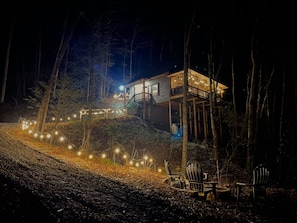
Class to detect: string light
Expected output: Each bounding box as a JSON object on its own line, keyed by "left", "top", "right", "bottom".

{"left": 20, "top": 118, "right": 158, "bottom": 173}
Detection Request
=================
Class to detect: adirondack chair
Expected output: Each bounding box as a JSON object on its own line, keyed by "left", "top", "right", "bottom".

{"left": 163, "top": 160, "right": 186, "bottom": 189}
{"left": 236, "top": 164, "right": 270, "bottom": 206}
{"left": 186, "top": 159, "right": 217, "bottom": 199}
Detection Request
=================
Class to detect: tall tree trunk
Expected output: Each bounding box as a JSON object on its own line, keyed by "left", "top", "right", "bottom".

{"left": 231, "top": 56, "right": 237, "bottom": 116}
{"left": 122, "top": 51, "right": 127, "bottom": 83}
{"left": 181, "top": 12, "right": 195, "bottom": 176}
{"left": 128, "top": 17, "right": 144, "bottom": 81}
{"left": 253, "top": 65, "right": 262, "bottom": 162}
{"left": 231, "top": 55, "right": 238, "bottom": 139}
{"left": 295, "top": 51, "right": 297, "bottom": 115}
{"left": 35, "top": 29, "right": 42, "bottom": 85}
{"left": 129, "top": 34, "right": 135, "bottom": 82}
{"left": 1, "top": 16, "right": 14, "bottom": 104}
{"left": 247, "top": 32, "right": 260, "bottom": 170}
{"left": 81, "top": 48, "right": 94, "bottom": 152}
{"left": 35, "top": 16, "right": 79, "bottom": 133}
{"left": 208, "top": 25, "right": 219, "bottom": 162}
{"left": 260, "top": 66, "right": 274, "bottom": 118}
{"left": 279, "top": 69, "right": 285, "bottom": 141}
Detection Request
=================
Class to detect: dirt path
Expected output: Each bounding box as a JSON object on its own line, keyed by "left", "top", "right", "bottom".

{"left": 0, "top": 123, "right": 198, "bottom": 222}
{"left": 0, "top": 123, "right": 294, "bottom": 222}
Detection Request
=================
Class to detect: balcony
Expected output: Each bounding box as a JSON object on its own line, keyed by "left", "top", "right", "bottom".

{"left": 170, "top": 86, "right": 224, "bottom": 102}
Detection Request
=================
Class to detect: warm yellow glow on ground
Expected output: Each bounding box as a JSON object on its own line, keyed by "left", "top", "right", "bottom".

{"left": 9, "top": 126, "right": 166, "bottom": 194}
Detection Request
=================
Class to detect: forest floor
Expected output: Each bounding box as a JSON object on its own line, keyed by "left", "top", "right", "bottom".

{"left": 0, "top": 118, "right": 297, "bottom": 222}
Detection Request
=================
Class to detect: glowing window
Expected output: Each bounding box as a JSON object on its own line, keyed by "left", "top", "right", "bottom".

{"left": 151, "top": 83, "right": 159, "bottom": 96}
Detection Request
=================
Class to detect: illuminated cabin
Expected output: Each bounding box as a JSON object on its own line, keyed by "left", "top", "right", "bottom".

{"left": 124, "top": 68, "right": 228, "bottom": 142}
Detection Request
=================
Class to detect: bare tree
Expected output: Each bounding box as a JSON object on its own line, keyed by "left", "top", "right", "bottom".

{"left": 207, "top": 23, "right": 227, "bottom": 166}
{"left": 35, "top": 16, "right": 79, "bottom": 133}
{"left": 181, "top": 11, "right": 196, "bottom": 176}
{"left": 51, "top": 74, "right": 84, "bottom": 125}
{"left": 246, "top": 31, "right": 260, "bottom": 170}
{"left": 34, "top": 28, "right": 43, "bottom": 85}
{"left": 128, "top": 16, "right": 147, "bottom": 81}
{"left": 208, "top": 25, "right": 219, "bottom": 162}
{"left": 80, "top": 12, "right": 116, "bottom": 151}
{"left": 80, "top": 43, "right": 95, "bottom": 152}
{"left": 1, "top": 16, "right": 14, "bottom": 104}
{"left": 119, "top": 39, "right": 129, "bottom": 84}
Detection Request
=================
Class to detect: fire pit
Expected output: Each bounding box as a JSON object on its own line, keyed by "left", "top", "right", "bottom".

{"left": 216, "top": 187, "right": 231, "bottom": 200}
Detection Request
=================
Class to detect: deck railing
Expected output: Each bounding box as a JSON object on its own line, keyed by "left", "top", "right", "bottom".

{"left": 171, "top": 86, "right": 223, "bottom": 101}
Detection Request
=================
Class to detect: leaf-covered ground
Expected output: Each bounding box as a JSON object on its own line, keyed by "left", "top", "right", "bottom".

{"left": 0, "top": 121, "right": 296, "bottom": 222}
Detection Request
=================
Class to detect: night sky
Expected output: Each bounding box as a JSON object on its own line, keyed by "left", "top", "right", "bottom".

{"left": 1, "top": 0, "right": 296, "bottom": 107}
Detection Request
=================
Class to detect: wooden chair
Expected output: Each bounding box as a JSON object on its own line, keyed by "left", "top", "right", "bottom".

{"left": 236, "top": 164, "right": 270, "bottom": 206}
{"left": 163, "top": 160, "right": 185, "bottom": 189}
{"left": 186, "top": 159, "right": 217, "bottom": 199}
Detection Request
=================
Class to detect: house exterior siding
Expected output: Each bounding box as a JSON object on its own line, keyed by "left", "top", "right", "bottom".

{"left": 125, "top": 69, "right": 228, "bottom": 141}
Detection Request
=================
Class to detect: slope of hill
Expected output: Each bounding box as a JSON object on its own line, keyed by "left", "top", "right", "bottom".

{"left": 51, "top": 116, "right": 224, "bottom": 177}
{"left": 1, "top": 120, "right": 296, "bottom": 222}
